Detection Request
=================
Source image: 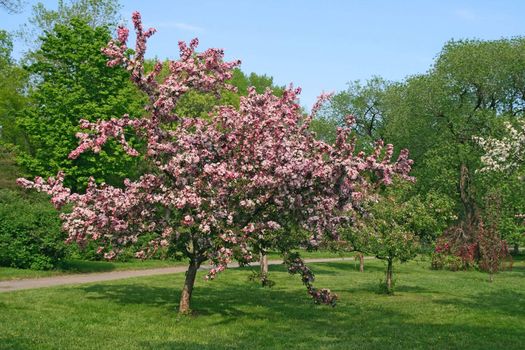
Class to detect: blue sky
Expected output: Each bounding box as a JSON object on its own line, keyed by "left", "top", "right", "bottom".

{"left": 2, "top": 0, "right": 525, "bottom": 108}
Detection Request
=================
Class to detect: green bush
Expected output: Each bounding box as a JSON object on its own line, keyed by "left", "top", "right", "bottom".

{"left": 67, "top": 232, "right": 165, "bottom": 262}
{"left": 66, "top": 240, "right": 104, "bottom": 261}
{"left": 0, "top": 189, "right": 66, "bottom": 270}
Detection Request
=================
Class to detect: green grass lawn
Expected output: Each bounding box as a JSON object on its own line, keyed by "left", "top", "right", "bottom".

{"left": 0, "top": 250, "right": 354, "bottom": 281}
{"left": 1, "top": 257, "right": 523, "bottom": 349}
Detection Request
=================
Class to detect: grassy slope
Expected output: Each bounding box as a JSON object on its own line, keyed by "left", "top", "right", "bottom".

{"left": 0, "top": 257, "right": 523, "bottom": 349}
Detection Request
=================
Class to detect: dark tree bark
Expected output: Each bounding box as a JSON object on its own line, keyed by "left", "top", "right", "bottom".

{"left": 385, "top": 258, "right": 393, "bottom": 293}
{"left": 178, "top": 260, "right": 200, "bottom": 314}
{"left": 458, "top": 163, "right": 478, "bottom": 238}
{"left": 355, "top": 252, "right": 364, "bottom": 272}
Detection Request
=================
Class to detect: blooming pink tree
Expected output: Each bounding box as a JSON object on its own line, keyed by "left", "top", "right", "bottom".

{"left": 18, "top": 12, "right": 413, "bottom": 314}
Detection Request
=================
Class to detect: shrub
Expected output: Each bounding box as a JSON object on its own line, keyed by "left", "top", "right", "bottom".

{"left": 478, "top": 220, "right": 512, "bottom": 281}
{"left": 0, "top": 189, "right": 66, "bottom": 270}
{"left": 431, "top": 218, "right": 512, "bottom": 277}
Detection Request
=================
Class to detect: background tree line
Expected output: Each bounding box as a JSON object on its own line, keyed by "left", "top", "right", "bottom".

{"left": 0, "top": 0, "right": 522, "bottom": 275}
{"left": 315, "top": 37, "right": 525, "bottom": 255}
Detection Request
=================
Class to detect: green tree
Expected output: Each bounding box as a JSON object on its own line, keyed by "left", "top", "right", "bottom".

{"left": 309, "top": 116, "right": 338, "bottom": 144}
{"left": 315, "top": 76, "right": 389, "bottom": 147}
{"left": 20, "top": 0, "right": 121, "bottom": 47}
{"left": 343, "top": 183, "right": 423, "bottom": 294}
{"left": 175, "top": 68, "right": 284, "bottom": 118}
{"left": 475, "top": 120, "right": 525, "bottom": 253}
{"left": 17, "top": 18, "right": 145, "bottom": 190}
{"left": 0, "top": 0, "right": 22, "bottom": 13}
{"left": 0, "top": 30, "right": 27, "bottom": 147}
{"left": 0, "top": 188, "right": 66, "bottom": 270}
{"left": 482, "top": 174, "right": 525, "bottom": 254}
{"left": 383, "top": 38, "right": 525, "bottom": 240}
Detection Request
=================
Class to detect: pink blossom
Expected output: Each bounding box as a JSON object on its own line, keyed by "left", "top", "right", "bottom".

{"left": 182, "top": 215, "right": 194, "bottom": 226}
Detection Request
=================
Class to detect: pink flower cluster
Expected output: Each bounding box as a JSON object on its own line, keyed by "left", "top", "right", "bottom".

{"left": 102, "top": 11, "right": 240, "bottom": 122}
{"left": 434, "top": 242, "right": 450, "bottom": 254}
{"left": 285, "top": 253, "right": 337, "bottom": 306}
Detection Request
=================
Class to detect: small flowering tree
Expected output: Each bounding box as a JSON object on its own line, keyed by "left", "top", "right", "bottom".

{"left": 478, "top": 220, "right": 511, "bottom": 282}
{"left": 431, "top": 210, "right": 512, "bottom": 278}
{"left": 343, "top": 186, "right": 420, "bottom": 294}
{"left": 432, "top": 226, "right": 478, "bottom": 271}
{"left": 18, "top": 12, "right": 413, "bottom": 313}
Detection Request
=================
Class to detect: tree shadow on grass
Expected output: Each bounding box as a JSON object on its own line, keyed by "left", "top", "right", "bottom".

{"left": 340, "top": 281, "right": 438, "bottom": 296}
{"left": 79, "top": 282, "right": 401, "bottom": 348}
{"left": 505, "top": 264, "right": 525, "bottom": 276}
{"left": 82, "top": 283, "right": 180, "bottom": 310}
{"left": 82, "top": 280, "right": 321, "bottom": 320}
{"left": 76, "top": 270, "right": 525, "bottom": 349}
{"left": 135, "top": 308, "right": 525, "bottom": 350}
{"left": 138, "top": 341, "right": 241, "bottom": 350}
{"left": 0, "top": 337, "right": 31, "bottom": 350}
{"left": 394, "top": 285, "right": 434, "bottom": 294}
{"left": 433, "top": 288, "right": 525, "bottom": 318}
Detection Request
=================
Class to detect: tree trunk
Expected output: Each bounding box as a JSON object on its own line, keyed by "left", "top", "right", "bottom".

{"left": 385, "top": 258, "right": 393, "bottom": 294}
{"left": 260, "top": 251, "right": 268, "bottom": 285}
{"left": 458, "top": 163, "right": 478, "bottom": 238}
{"left": 178, "top": 260, "right": 200, "bottom": 314}
{"left": 488, "top": 271, "right": 494, "bottom": 283}
{"left": 513, "top": 243, "right": 519, "bottom": 256}
{"left": 359, "top": 253, "right": 364, "bottom": 272}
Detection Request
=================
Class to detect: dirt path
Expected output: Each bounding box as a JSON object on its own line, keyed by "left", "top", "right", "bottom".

{"left": 0, "top": 257, "right": 352, "bottom": 292}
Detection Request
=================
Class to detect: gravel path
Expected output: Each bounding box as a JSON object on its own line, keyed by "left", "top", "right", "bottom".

{"left": 0, "top": 257, "right": 352, "bottom": 292}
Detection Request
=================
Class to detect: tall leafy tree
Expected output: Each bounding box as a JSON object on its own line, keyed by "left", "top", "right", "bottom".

{"left": 20, "top": 0, "right": 121, "bottom": 47}
{"left": 476, "top": 120, "right": 525, "bottom": 252}
{"left": 0, "top": 0, "right": 22, "bottom": 13}
{"left": 314, "top": 77, "right": 389, "bottom": 147}
{"left": 383, "top": 38, "right": 525, "bottom": 238}
{"left": 0, "top": 30, "right": 27, "bottom": 147}
{"left": 17, "top": 18, "right": 145, "bottom": 190}
{"left": 174, "top": 68, "right": 284, "bottom": 119}
{"left": 320, "top": 77, "right": 389, "bottom": 140}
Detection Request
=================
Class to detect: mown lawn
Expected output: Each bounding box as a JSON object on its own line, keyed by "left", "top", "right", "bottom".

{"left": 0, "top": 257, "right": 523, "bottom": 349}
{"left": 0, "top": 250, "right": 353, "bottom": 281}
